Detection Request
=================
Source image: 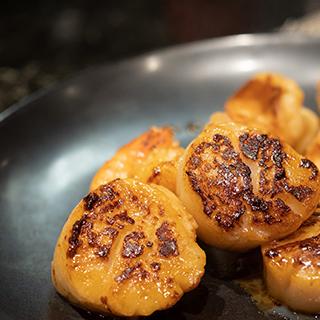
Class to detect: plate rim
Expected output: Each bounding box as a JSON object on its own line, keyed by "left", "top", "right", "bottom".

{"left": 1, "top": 32, "right": 320, "bottom": 124}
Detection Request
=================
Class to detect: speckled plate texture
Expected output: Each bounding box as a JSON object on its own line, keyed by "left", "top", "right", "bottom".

{"left": 1, "top": 33, "right": 320, "bottom": 320}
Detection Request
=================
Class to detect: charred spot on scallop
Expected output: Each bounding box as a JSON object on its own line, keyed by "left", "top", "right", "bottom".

{"left": 215, "top": 207, "right": 245, "bottom": 230}
{"left": 113, "top": 211, "right": 135, "bottom": 225}
{"left": 239, "top": 133, "right": 268, "bottom": 160}
{"left": 239, "top": 133, "right": 288, "bottom": 195}
{"left": 83, "top": 185, "right": 120, "bottom": 212}
{"left": 97, "top": 245, "right": 111, "bottom": 257}
{"left": 66, "top": 181, "right": 143, "bottom": 259}
{"left": 122, "top": 231, "right": 145, "bottom": 258}
{"left": 156, "top": 222, "right": 179, "bottom": 257}
{"left": 300, "top": 159, "right": 319, "bottom": 180}
{"left": 114, "top": 262, "right": 149, "bottom": 283}
{"left": 239, "top": 133, "right": 286, "bottom": 166}
{"left": 285, "top": 185, "right": 314, "bottom": 202}
{"left": 264, "top": 234, "right": 320, "bottom": 268}
{"left": 103, "top": 227, "right": 119, "bottom": 239}
{"left": 239, "top": 133, "right": 316, "bottom": 202}
{"left": 150, "top": 262, "right": 161, "bottom": 271}
{"left": 83, "top": 193, "right": 100, "bottom": 211}
{"left": 67, "top": 213, "right": 119, "bottom": 259}
{"left": 67, "top": 216, "right": 89, "bottom": 258}
{"left": 99, "top": 184, "right": 120, "bottom": 201}
{"left": 147, "top": 166, "right": 161, "bottom": 183}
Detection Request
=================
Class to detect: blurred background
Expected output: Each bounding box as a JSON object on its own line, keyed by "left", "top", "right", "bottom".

{"left": 1, "top": 0, "right": 320, "bottom": 112}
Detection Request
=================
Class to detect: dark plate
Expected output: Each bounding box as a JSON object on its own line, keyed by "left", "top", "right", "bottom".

{"left": 1, "top": 33, "right": 319, "bottom": 320}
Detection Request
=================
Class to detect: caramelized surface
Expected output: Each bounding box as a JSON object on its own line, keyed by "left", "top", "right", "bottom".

{"left": 223, "top": 73, "right": 319, "bottom": 153}
{"left": 262, "top": 212, "right": 320, "bottom": 313}
{"left": 177, "top": 121, "right": 320, "bottom": 251}
{"left": 52, "top": 179, "right": 205, "bottom": 317}
{"left": 90, "top": 127, "right": 184, "bottom": 193}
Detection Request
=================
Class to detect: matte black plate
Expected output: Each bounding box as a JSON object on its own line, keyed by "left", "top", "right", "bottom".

{"left": 1, "top": 34, "right": 319, "bottom": 320}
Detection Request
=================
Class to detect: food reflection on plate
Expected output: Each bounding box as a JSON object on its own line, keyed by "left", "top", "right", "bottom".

{"left": 52, "top": 72, "right": 320, "bottom": 316}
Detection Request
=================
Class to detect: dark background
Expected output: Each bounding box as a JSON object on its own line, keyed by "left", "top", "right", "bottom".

{"left": 1, "top": 0, "right": 319, "bottom": 112}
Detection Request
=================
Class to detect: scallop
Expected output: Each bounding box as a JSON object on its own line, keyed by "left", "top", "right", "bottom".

{"left": 223, "top": 73, "right": 319, "bottom": 154}
{"left": 52, "top": 178, "right": 205, "bottom": 317}
{"left": 177, "top": 121, "right": 320, "bottom": 251}
{"left": 90, "top": 127, "right": 184, "bottom": 193}
{"left": 262, "top": 212, "right": 320, "bottom": 313}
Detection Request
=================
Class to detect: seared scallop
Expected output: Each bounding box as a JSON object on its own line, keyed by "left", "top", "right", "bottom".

{"left": 52, "top": 178, "right": 205, "bottom": 317}
{"left": 177, "top": 121, "right": 320, "bottom": 251}
{"left": 224, "top": 73, "right": 319, "bottom": 153}
{"left": 90, "top": 127, "right": 183, "bottom": 193}
{"left": 262, "top": 212, "right": 320, "bottom": 313}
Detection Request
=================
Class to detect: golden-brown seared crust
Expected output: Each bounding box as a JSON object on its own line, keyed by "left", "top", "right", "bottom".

{"left": 232, "top": 76, "right": 289, "bottom": 115}
{"left": 186, "top": 134, "right": 249, "bottom": 229}
{"left": 52, "top": 179, "right": 205, "bottom": 317}
{"left": 121, "top": 126, "right": 178, "bottom": 153}
{"left": 264, "top": 213, "right": 320, "bottom": 267}
{"left": 67, "top": 181, "right": 182, "bottom": 262}
{"left": 67, "top": 182, "right": 142, "bottom": 259}
{"left": 223, "top": 73, "right": 319, "bottom": 154}
{"left": 262, "top": 212, "right": 320, "bottom": 313}
{"left": 90, "top": 127, "right": 184, "bottom": 193}
{"left": 264, "top": 234, "right": 320, "bottom": 267}
{"left": 225, "top": 73, "right": 302, "bottom": 136}
{"left": 178, "top": 122, "right": 320, "bottom": 250}
{"left": 186, "top": 131, "right": 316, "bottom": 229}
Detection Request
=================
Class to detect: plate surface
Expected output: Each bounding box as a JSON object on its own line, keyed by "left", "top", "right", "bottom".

{"left": 1, "top": 33, "right": 320, "bottom": 320}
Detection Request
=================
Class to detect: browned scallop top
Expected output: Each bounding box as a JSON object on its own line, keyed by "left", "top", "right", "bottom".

{"left": 225, "top": 74, "right": 303, "bottom": 119}
{"left": 186, "top": 130, "right": 318, "bottom": 230}
{"left": 124, "top": 126, "right": 178, "bottom": 156}
{"left": 264, "top": 213, "right": 320, "bottom": 268}
{"left": 66, "top": 180, "right": 180, "bottom": 283}
{"left": 232, "top": 77, "right": 284, "bottom": 113}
